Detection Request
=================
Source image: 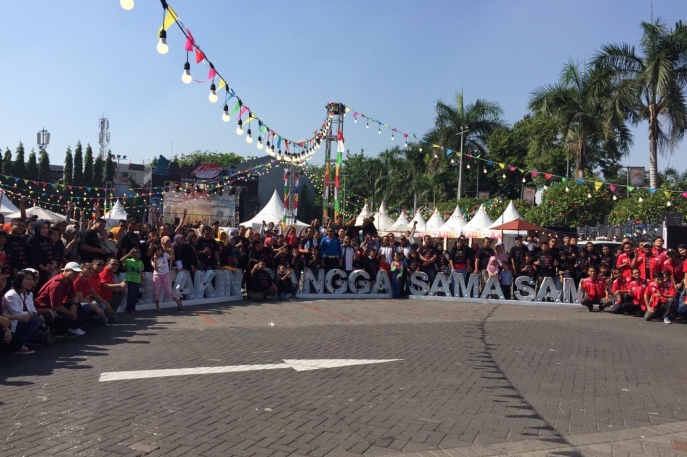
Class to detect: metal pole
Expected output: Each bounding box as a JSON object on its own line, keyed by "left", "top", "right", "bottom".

{"left": 458, "top": 132, "right": 464, "bottom": 200}
{"left": 476, "top": 164, "right": 480, "bottom": 197}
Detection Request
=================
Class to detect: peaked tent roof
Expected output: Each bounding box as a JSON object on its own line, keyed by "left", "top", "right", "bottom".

{"left": 373, "top": 202, "right": 394, "bottom": 231}
{"left": 104, "top": 200, "right": 129, "bottom": 228}
{"left": 410, "top": 210, "right": 426, "bottom": 232}
{"left": 442, "top": 205, "right": 466, "bottom": 232}
{"left": 487, "top": 200, "right": 522, "bottom": 230}
{"left": 388, "top": 210, "right": 412, "bottom": 233}
{"left": 425, "top": 208, "right": 445, "bottom": 234}
{"left": 7, "top": 206, "right": 65, "bottom": 221}
{"left": 240, "top": 190, "right": 309, "bottom": 230}
{"left": 355, "top": 203, "right": 370, "bottom": 226}
{"left": 0, "top": 193, "right": 19, "bottom": 216}
{"left": 464, "top": 204, "right": 494, "bottom": 235}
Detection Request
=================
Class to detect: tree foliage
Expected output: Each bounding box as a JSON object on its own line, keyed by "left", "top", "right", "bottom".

{"left": 527, "top": 182, "right": 614, "bottom": 227}
{"left": 38, "top": 149, "right": 51, "bottom": 183}
{"left": 177, "top": 151, "right": 243, "bottom": 168}
{"left": 13, "top": 142, "right": 27, "bottom": 179}
{"left": 63, "top": 147, "right": 73, "bottom": 185}
{"left": 83, "top": 144, "right": 94, "bottom": 186}
{"left": 73, "top": 141, "right": 84, "bottom": 186}
{"left": 105, "top": 150, "right": 116, "bottom": 184}
{"left": 26, "top": 149, "right": 38, "bottom": 180}
{"left": 93, "top": 155, "right": 104, "bottom": 188}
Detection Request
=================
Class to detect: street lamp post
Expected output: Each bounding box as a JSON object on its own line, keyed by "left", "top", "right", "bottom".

{"left": 37, "top": 127, "right": 50, "bottom": 153}
{"left": 456, "top": 128, "right": 468, "bottom": 200}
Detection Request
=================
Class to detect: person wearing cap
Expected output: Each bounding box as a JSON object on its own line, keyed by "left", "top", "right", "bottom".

{"left": 34, "top": 262, "right": 90, "bottom": 336}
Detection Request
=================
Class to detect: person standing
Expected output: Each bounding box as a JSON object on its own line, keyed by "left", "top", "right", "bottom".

{"left": 320, "top": 228, "right": 342, "bottom": 273}
{"left": 152, "top": 244, "right": 183, "bottom": 312}
{"left": 475, "top": 238, "right": 495, "bottom": 291}
{"left": 120, "top": 248, "right": 144, "bottom": 314}
{"left": 418, "top": 236, "right": 438, "bottom": 286}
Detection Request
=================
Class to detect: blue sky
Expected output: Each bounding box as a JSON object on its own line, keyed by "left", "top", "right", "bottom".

{"left": 0, "top": 0, "right": 684, "bottom": 174}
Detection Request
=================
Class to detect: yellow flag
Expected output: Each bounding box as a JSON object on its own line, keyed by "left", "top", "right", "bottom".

{"left": 594, "top": 182, "right": 602, "bottom": 191}
{"left": 664, "top": 191, "right": 671, "bottom": 198}
{"left": 157, "top": 6, "right": 179, "bottom": 36}
{"left": 344, "top": 107, "right": 351, "bottom": 114}
{"left": 218, "top": 78, "right": 226, "bottom": 91}
{"left": 499, "top": 162, "right": 505, "bottom": 169}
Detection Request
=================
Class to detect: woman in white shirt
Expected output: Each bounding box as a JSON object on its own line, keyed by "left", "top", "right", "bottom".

{"left": 152, "top": 244, "right": 183, "bottom": 312}
{"left": 1, "top": 269, "right": 43, "bottom": 355}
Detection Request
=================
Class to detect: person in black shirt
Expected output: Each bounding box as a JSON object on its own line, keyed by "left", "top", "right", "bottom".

{"left": 7, "top": 218, "right": 28, "bottom": 275}
{"left": 418, "top": 236, "right": 437, "bottom": 286}
{"left": 249, "top": 260, "right": 277, "bottom": 299}
{"left": 519, "top": 252, "right": 537, "bottom": 281}
{"left": 117, "top": 218, "right": 141, "bottom": 258}
{"left": 475, "top": 237, "right": 495, "bottom": 290}
{"left": 26, "top": 219, "right": 54, "bottom": 289}
{"left": 584, "top": 242, "right": 601, "bottom": 270}
{"left": 79, "top": 218, "right": 108, "bottom": 263}
{"left": 450, "top": 238, "right": 472, "bottom": 278}
{"left": 509, "top": 235, "right": 528, "bottom": 276}
{"left": 534, "top": 243, "right": 556, "bottom": 290}
{"left": 196, "top": 226, "right": 220, "bottom": 269}
{"left": 600, "top": 244, "right": 616, "bottom": 274}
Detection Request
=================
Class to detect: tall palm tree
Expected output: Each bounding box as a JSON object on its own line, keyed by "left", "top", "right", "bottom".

{"left": 529, "top": 62, "right": 632, "bottom": 179}
{"left": 425, "top": 91, "right": 505, "bottom": 199}
{"left": 590, "top": 20, "right": 687, "bottom": 188}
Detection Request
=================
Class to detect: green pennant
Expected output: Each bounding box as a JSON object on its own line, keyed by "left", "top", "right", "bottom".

{"left": 627, "top": 186, "right": 634, "bottom": 192}
{"left": 561, "top": 178, "right": 567, "bottom": 183}
{"left": 230, "top": 100, "right": 241, "bottom": 115}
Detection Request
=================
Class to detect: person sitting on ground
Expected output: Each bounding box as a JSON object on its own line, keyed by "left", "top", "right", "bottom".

{"left": 249, "top": 260, "right": 277, "bottom": 301}
{"left": 580, "top": 266, "right": 611, "bottom": 312}
{"left": 644, "top": 270, "right": 677, "bottom": 324}
{"left": 73, "top": 262, "right": 110, "bottom": 326}
{"left": 95, "top": 258, "right": 127, "bottom": 313}
{"left": 1, "top": 269, "right": 43, "bottom": 354}
{"left": 33, "top": 262, "right": 90, "bottom": 336}
{"left": 620, "top": 268, "right": 647, "bottom": 317}
{"left": 275, "top": 265, "right": 297, "bottom": 301}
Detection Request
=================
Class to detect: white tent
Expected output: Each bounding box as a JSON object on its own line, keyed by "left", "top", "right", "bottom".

{"left": 373, "top": 202, "right": 394, "bottom": 231}
{"left": 355, "top": 204, "right": 370, "bottom": 226}
{"left": 424, "top": 208, "right": 445, "bottom": 235}
{"left": 104, "top": 200, "right": 129, "bottom": 229}
{"left": 0, "top": 193, "right": 19, "bottom": 217}
{"left": 7, "top": 206, "right": 65, "bottom": 222}
{"left": 487, "top": 200, "right": 522, "bottom": 230}
{"left": 388, "top": 210, "right": 412, "bottom": 233}
{"left": 239, "top": 190, "right": 309, "bottom": 231}
{"left": 463, "top": 204, "right": 494, "bottom": 237}
{"left": 410, "top": 210, "right": 426, "bottom": 232}
{"left": 442, "top": 205, "right": 466, "bottom": 235}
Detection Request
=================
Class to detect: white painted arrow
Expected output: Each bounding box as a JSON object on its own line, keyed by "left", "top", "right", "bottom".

{"left": 99, "top": 359, "right": 402, "bottom": 382}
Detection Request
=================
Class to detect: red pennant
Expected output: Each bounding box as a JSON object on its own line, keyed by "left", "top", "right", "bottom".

{"left": 184, "top": 29, "right": 195, "bottom": 52}
{"left": 195, "top": 48, "right": 205, "bottom": 64}
{"left": 544, "top": 173, "right": 552, "bottom": 180}
{"left": 531, "top": 171, "right": 539, "bottom": 178}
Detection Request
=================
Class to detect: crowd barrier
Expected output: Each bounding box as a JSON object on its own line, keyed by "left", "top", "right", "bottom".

{"left": 113, "top": 269, "right": 584, "bottom": 312}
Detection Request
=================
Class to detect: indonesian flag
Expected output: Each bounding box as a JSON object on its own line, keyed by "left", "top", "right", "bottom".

{"left": 337, "top": 130, "right": 345, "bottom": 154}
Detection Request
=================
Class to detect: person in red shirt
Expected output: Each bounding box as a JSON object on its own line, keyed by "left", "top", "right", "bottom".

{"left": 616, "top": 242, "right": 644, "bottom": 280}
{"left": 580, "top": 266, "right": 611, "bottom": 312}
{"left": 610, "top": 268, "right": 631, "bottom": 314}
{"left": 74, "top": 262, "right": 111, "bottom": 326}
{"left": 639, "top": 242, "right": 662, "bottom": 281}
{"left": 621, "top": 269, "right": 647, "bottom": 316}
{"left": 34, "top": 262, "right": 90, "bottom": 336}
{"left": 96, "top": 258, "right": 127, "bottom": 311}
{"left": 644, "top": 271, "right": 677, "bottom": 323}
{"left": 653, "top": 236, "right": 666, "bottom": 262}
{"left": 663, "top": 249, "right": 685, "bottom": 288}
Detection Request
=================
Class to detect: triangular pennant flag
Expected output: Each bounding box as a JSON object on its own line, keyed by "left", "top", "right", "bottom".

{"left": 509, "top": 166, "right": 516, "bottom": 172}
{"left": 682, "top": 192, "right": 687, "bottom": 198}
{"left": 160, "top": 6, "right": 179, "bottom": 32}
{"left": 531, "top": 171, "right": 538, "bottom": 178}
{"left": 594, "top": 182, "right": 602, "bottom": 191}
{"left": 184, "top": 28, "right": 195, "bottom": 52}
{"left": 664, "top": 191, "right": 671, "bottom": 198}
{"left": 230, "top": 100, "right": 241, "bottom": 115}
{"left": 561, "top": 178, "right": 567, "bottom": 183}
{"left": 544, "top": 173, "right": 552, "bottom": 180}
{"left": 609, "top": 184, "right": 617, "bottom": 192}
{"left": 499, "top": 163, "right": 505, "bottom": 169}
{"left": 218, "top": 78, "right": 226, "bottom": 91}
{"left": 195, "top": 48, "right": 205, "bottom": 64}
{"left": 648, "top": 188, "right": 656, "bottom": 194}
{"left": 627, "top": 186, "right": 634, "bottom": 192}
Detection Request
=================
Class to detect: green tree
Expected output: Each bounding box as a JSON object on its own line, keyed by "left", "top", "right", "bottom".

{"left": 93, "top": 155, "right": 104, "bottom": 188}
{"left": 527, "top": 182, "right": 614, "bottom": 227}
{"left": 590, "top": 19, "right": 687, "bottom": 188}
{"left": 83, "top": 144, "right": 94, "bottom": 186}
{"left": 63, "top": 147, "right": 73, "bottom": 185}
{"left": 424, "top": 90, "right": 505, "bottom": 200}
{"left": 609, "top": 189, "right": 687, "bottom": 224}
{"left": 13, "top": 142, "right": 27, "bottom": 179}
{"left": 530, "top": 61, "right": 632, "bottom": 179}
{"left": 177, "top": 150, "right": 243, "bottom": 168}
{"left": 27, "top": 149, "right": 38, "bottom": 180}
{"left": 3, "top": 148, "right": 12, "bottom": 178}
{"left": 105, "top": 150, "right": 116, "bottom": 184}
{"left": 73, "top": 141, "right": 84, "bottom": 186}
{"left": 38, "top": 149, "right": 51, "bottom": 183}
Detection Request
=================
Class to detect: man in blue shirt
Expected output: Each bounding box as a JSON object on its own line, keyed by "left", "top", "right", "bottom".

{"left": 320, "top": 228, "right": 342, "bottom": 273}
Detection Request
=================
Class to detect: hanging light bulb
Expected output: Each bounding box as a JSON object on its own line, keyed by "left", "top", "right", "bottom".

{"left": 434, "top": 152, "right": 438, "bottom": 159}
{"left": 391, "top": 134, "right": 395, "bottom": 141}
{"left": 639, "top": 197, "right": 643, "bottom": 202}
{"left": 587, "top": 193, "right": 592, "bottom": 198}
{"left": 483, "top": 168, "right": 487, "bottom": 174}
{"left": 120, "top": 0, "right": 134, "bottom": 10}
{"left": 667, "top": 201, "right": 672, "bottom": 206}
{"left": 257, "top": 136, "right": 263, "bottom": 149}
{"left": 565, "top": 186, "right": 569, "bottom": 192}
{"left": 404, "top": 140, "right": 408, "bottom": 148}
{"left": 222, "top": 104, "right": 230, "bottom": 122}
{"left": 502, "top": 173, "right": 506, "bottom": 179}
{"left": 354, "top": 117, "right": 358, "bottom": 123}
{"left": 612, "top": 194, "right": 617, "bottom": 201}
{"left": 208, "top": 83, "right": 218, "bottom": 103}
{"left": 450, "top": 158, "right": 455, "bottom": 164}
{"left": 466, "top": 164, "right": 470, "bottom": 169}
{"left": 246, "top": 128, "right": 253, "bottom": 143}
{"left": 181, "top": 62, "right": 192, "bottom": 84}
{"left": 277, "top": 150, "right": 282, "bottom": 160}
{"left": 543, "top": 185, "right": 548, "bottom": 190}
{"left": 366, "top": 121, "right": 369, "bottom": 129}
{"left": 156, "top": 30, "right": 168, "bottom": 54}
{"left": 236, "top": 119, "right": 244, "bottom": 135}
{"left": 419, "top": 147, "right": 422, "bottom": 152}
{"left": 522, "top": 178, "right": 526, "bottom": 183}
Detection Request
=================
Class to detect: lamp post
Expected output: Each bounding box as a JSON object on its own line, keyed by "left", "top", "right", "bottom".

{"left": 456, "top": 128, "right": 468, "bottom": 200}
{"left": 115, "top": 154, "right": 127, "bottom": 183}
{"left": 37, "top": 127, "right": 50, "bottom": 153}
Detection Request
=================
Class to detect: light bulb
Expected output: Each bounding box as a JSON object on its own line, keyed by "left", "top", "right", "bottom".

{"left": 156, "top": 30, "right": 168, "bottom": 54}
{"left": 391, "top": 134, "right": 395, "bottom": 141}
{"left": 419, "top": 147, "right": 422, "bottom": 152}
{"left": 522, "top": 178, "right": 526, "bottom": 183}
{"left": 257, "top": 136, "right": 263, "bottom": 149}
{"left": 236, "top": 119, "right": 243, "bottom": 135}
{"left": 587, "top": 193, "right": 592, "bottom": 198}
{"left": 366, "top": 121, "right": 369, "bottom": 129}
{"left": 483, "top": 168, "right": 487, "bottom": 174}
{"left": 667, "top": 201, "right": 672, "bottom": 206}
{"left": 434, "top": 153, "right": 438, "bottom": 159}
{"left": 466, "top": 164, "right": 470, "bottom": 169}
{"left": 222, "top": 104, "right": 230, "bottom": 122}
{"left": 378, "top": 127, "right": 381, "bottom": 134}
{"left": 502, "top": 174, "right": 506, "bottom": 179}
{"left": 181, "top": 62, "right": 192, "bottom": 84}
{"left": 450, "top": 159, "right": 455, "bottom": 164}
{"left": 639, "top": 197, "right": 643, "bottom": 202}
{"left": 354, "top": 117, "right": 358, "bottom": 123}
{"left": 612, "top": 194, "right": 617, "bottom": 200}
{"left": 404, "top": 141, "right": 408, "bottom": 148}
{"left": 120, "top": 0, "right": 134, "bottom": 10}
{"left": 544, "top": 185, "right": 548, "bottom": 190}
{"left": 208, "top": 83, "right": 218, "bottom": 103}
{"left": 246, "top": 129, "right": 253, "bottom": 143}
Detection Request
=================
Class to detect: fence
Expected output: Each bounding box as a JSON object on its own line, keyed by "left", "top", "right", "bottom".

{"left": 577, "top": 221, "right": 663, "bottom": 244}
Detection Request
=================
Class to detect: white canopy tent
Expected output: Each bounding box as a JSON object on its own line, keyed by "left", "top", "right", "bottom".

{"left": 388, "top": 210, "right": 412, "bottom": 233}
{"left": 239, "top": 190, "right": 309, "bottom": 232}
{"left": 104, "top": 200, "right": 129, "bottom": 229}
{"left": 355, "top": 203, "right": 370, "bottom": 226}
{"left": 424, "top": 208, "right": 445, "bottom": 236}
{"left": 487, "top": 200, "right": 522, "bottom": 231}
{"left": 410, "top": 210, "right": 426, "bottom": 232}
{"left": 0, "top": 193, "right": 19, "bottom": 217}
{"left": 7, "top": 206, "right": 65, "bottom": 222}
{"left": 442, "top": 205, "right": 466, "bottom": 236}
{"left": 373, "top": 202, "right": 394, "bottom": 231}
{"left": 463, "top": 204, "right": 494, "bottom": 238}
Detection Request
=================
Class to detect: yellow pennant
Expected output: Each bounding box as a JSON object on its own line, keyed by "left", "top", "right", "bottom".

{"left": 157, "top": 6, "right": 179, "bottom": 36}
{"left": 344, "top": 107, "right": 351, "bottom": 114}
{"left": 218, "top": 78, "right": 226, "bottom": 91}
{"left": 594, "top": 182, "right": 603, "bottom": 191}
{"left": 499, "top": 162, "right": 505, "bottom": 169}
{"left": 664, "top": 191, "right": 671, "bottom": 198}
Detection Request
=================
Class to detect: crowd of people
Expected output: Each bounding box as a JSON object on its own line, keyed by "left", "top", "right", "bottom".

{"left": 1, "top": 197, "right": 685, "bottom": 357}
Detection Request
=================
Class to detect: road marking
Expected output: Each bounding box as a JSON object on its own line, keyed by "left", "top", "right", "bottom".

{"left": 296, "top": 302, "right": 350, "bottom": 322}
{"left": 99, "top": 358, "right": 402, "bottom": 382}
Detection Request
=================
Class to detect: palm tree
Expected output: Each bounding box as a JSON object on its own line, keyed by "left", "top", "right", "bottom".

{"left": 425, "top": 91, "right": 505, "bottom": 199}
{"left": 529, "top": 61, "right": 632, "bottom": 179}
{"left": 590, "top": 20, "right": 687, "bottom": 188}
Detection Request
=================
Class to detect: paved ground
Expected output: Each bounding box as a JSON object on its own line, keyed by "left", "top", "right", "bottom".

{"left": 3, "top": 298, "right": 687, "bottom": 457}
